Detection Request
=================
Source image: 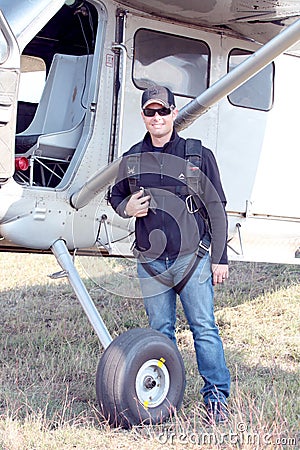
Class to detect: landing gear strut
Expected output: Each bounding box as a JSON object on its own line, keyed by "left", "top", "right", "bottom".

{"left": 51, "top": 240, "right": 186, "bottom": 428}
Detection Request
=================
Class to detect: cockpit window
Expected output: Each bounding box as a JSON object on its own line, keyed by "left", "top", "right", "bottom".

{"left": 228, "top": 49, "right": 274, "bottom": 111}
{"left": 0, "top": 31, "right": 9, "bottom": 64}
{"left": 19, "top": 55, "right": 46, "bottom": 103}
{"left": 133, "top": 28, "right": 210, "bottom": 98}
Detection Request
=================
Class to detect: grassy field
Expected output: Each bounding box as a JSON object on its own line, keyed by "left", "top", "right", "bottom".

{"left": 0, "top": 252, "right": 299, "bottom": 449}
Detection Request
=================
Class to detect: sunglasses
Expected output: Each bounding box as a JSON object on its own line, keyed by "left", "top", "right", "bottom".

{"left": 143, "top": 106, "right": 173, "bottom": 117}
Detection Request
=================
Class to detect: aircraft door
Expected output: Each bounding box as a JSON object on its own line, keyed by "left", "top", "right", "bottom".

{"left": 0, "top": 11, "right": 20, "bottom": 180}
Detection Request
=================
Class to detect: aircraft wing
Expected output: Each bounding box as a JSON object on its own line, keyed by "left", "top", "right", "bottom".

{"left": 119, "top": 0, "right": 300, "bottom": 52}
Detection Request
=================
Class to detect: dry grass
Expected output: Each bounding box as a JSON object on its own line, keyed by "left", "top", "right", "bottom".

{"left": 0, "top": 252, "right": 299, "bottom": 449}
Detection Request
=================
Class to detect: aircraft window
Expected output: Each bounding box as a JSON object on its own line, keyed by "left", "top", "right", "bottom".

{"left": 19, "top": 56, "right": 46, "bottom": 104}
{"left": 228, "top": 49, "right": 274, "bottom": 111}
{"left": 133, "top": 29, "right": 210, "bottom": 98}
{"left": 0, "top": 32, "right": 9, "bottom": 64}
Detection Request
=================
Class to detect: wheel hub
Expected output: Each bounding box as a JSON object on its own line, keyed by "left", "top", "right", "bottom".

{"left": 135, "top": 358, "right": 170, "bottom": 408}
{"left": 144, "top": 376, "right": 157, "bottom": 389}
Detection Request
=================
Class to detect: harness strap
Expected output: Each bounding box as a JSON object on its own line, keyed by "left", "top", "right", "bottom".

{"left": 138, "top": 235, "right": 211, "bottom": 295}
{"left": 174, "top": 236, "right": 210, "bottom": 294}
{"left": 127, "top": 153, "right": 141, "bottom": 191}
{"left": 145, "top": 185, "right": 191, "bottom": 195}
{"left": 185, "top": 138, "right": 203, "bottom": 196}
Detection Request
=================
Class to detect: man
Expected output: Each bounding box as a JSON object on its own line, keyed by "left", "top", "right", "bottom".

{"left": 109, "top": 85, "right": 231, "bottom": 424}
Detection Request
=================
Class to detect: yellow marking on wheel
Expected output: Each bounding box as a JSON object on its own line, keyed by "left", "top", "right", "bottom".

{"left": 157, "top": 357, "right": 166, "bottom": 368}
{"left": 144, "top": 400, "right": 149, "bottom": 408}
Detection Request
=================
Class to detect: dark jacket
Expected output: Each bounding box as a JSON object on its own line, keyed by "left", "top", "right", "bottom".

{"left": 109, "top": 129, "right": 228, "bottom": 264}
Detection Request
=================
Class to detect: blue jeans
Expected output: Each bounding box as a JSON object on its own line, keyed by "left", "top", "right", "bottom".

{"left": 137, "top": 252, "right": 230, "bottom": 404}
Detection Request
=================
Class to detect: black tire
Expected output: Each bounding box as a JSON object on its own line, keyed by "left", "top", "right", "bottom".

{"left": 96, "top": 328, "right": 186, "bottom": 428}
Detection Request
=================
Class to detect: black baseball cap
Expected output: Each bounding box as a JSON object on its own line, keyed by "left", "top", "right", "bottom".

{"left": 141, "top": 85, "right": 176, "bottom": 109}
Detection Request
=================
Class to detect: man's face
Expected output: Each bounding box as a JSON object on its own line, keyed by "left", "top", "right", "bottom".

{"left": 141, "top": 102, "right": 178, "bottom": 141}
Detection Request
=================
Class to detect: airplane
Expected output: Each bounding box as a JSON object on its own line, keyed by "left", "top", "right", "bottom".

{"left": 0, "top": 0, "right": 300, "bottom": 428}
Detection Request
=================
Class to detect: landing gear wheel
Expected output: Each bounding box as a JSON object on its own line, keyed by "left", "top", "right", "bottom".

{"left": 96, "top": 328, "right": 186, "bottom": 428}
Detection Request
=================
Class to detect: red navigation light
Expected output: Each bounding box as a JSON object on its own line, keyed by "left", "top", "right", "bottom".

{"left": 15, "top": 156, "right": 29, "bottom": 171}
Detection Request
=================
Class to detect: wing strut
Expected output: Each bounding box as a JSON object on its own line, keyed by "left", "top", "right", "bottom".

{"left": 51, "top": 239, "right": 113, "bottom": 349}
{"left": 70, "top": 157, "right": 121, "bottom": 210}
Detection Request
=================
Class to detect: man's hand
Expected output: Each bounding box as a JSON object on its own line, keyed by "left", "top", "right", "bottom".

{"left": 125, "top": 189, "right": 151, "bottom": 217}
{"left": 211, "top": 264, "right": 229, "bottom": 285}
